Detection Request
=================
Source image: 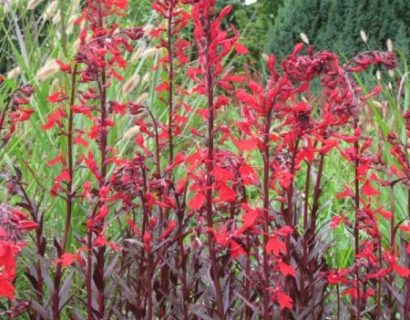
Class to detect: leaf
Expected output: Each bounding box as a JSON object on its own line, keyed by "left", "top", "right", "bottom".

{"left": 188, "top": 192, "right": 205, "bottom": 210}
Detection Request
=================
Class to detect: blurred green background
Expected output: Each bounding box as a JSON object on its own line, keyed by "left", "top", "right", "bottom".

{"left": 3, "top": 0, "right": 410, "bottom": 73}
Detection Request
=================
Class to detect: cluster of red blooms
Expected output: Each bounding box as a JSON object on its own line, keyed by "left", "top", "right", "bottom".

{"left": 0, "top": 82, "right": 35, "bottom": 304}
{"left": 4, "top": 0, "right": 410, "bottom": 319}
{"left": 0, "top": 205, "right": 37, "bottom": 300}
{"left": 0, "top": 84, "right": 34, "bottom": 145}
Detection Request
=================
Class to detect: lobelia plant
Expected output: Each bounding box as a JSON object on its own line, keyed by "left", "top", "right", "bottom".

{"left": 149, "top": 0, "right": 190, "bottom": 316}
{"left": 4, "top": 1, "right": 410, "bottom": 320}
{"left": 40, "top": 1, "right": 144, "bottom": 318}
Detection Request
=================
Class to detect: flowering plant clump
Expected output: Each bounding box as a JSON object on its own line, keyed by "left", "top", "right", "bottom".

{"left": 1, "top": 0, "right": 410, "bottom": 319}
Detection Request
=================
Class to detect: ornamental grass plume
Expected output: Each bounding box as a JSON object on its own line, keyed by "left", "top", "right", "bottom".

{"left": 36, "top": 59, "right": 60, "bottom": 82}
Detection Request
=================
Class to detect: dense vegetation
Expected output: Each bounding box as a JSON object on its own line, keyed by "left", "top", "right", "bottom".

{"left": 269, "top": 0, "right": 410, "bottom": 60}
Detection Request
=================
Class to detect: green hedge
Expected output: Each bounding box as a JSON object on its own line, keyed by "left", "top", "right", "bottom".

{"left": 268, "top": 0, "right": 410, "bottom": 61}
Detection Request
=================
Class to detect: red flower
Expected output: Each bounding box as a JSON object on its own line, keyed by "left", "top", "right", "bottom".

{"left": 266, "top": 237, "right": 287, "bottom": 257}
{"left": 48, "top": 91, "right": 67, "bottom": 103}
{"left": 274, "top": 290, "right": 293, "bottom": 310}
{"left": 188, "top": 192, "right": 205, "bottom": 210}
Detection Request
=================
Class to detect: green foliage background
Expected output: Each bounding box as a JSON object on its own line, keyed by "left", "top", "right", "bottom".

{"left": 268, "top": 0, "right": 410, "bottom": 60}
{"left": 2, "top": 0, "right": 410, "bottom": 72}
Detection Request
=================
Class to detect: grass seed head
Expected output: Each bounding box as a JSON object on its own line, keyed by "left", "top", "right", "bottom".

{"left": 36, "top": 59, "right": 59, "bottom": 82}
{"left": 300, "top": 32, "right": 309, "bottom": 45}
{"left": 7, "top": 66, "right": 21, "bottom": 79}
{"left": 42, "top": 1, "right": 58, "bottom": 20}
{"left": 122, "top": 74, "right": 141, "bottom": 95}
{"left": 387, "top": 38, "right": 393, "bottom": 52}
{"left": 360, "top": 30, "right": 368, "bottom": 43}
{"left": 28, "top": 0, "right": 43, "bottom": 10}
